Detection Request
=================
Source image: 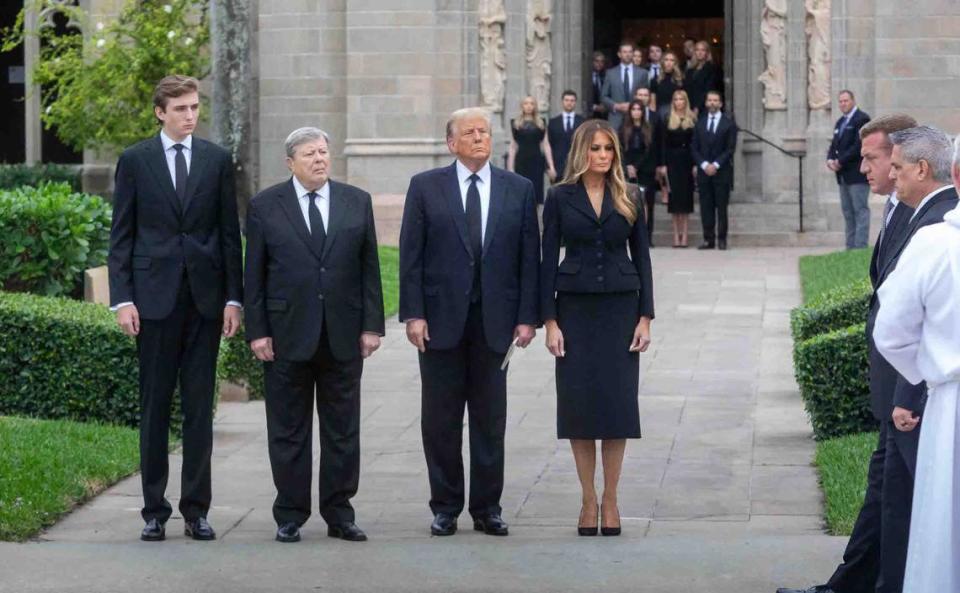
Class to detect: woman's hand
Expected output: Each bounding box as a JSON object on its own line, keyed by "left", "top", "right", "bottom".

{"left": 548, "top": 167, "right": 557, "bottom": 182}
{"left": 545, "top": 320, "right": 565, "bottom": 358}
{"left": 628, "top": 317, "right": 652, "bottom": 353}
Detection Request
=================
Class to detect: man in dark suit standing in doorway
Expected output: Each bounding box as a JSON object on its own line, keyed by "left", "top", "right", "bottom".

{"left": 601, "top": 41, "right": 650, "bottom": 131}
{"left": 547, "top": 90, "right": 584, "bottom": 180}
{"left": 691, "top": 90, "right": 738, "bottom": 250}
{"left": 244, "top": 127, "right": 385, "bottom": 544}
{"left": 108, "top": 75, "right": 243, "bottom": 542}
{"left": 399, "top": 107, "right": 540, "bottom": 537}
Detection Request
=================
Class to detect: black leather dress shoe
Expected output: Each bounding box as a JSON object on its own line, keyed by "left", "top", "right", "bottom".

{"left": 473, "top": 514, "right": 509, "bottom": 536}
{"left": 697, "top": 241, "right": 715, "bottom": 250}
{"left": 718, "top": 239, "right": 728, "bottom": 250}
{"left": 276, "top": 522, "right": 301, "bottom": 543}
{"left": 430, "top": 513, "right": 458, "bottom": 536}
{"left": 140, "top": 518, "right": 165, "bottom": 542}
{"left": 184, "top": 517, "right": 216, "bottom": 541}
{"left": 327, "top": 522, "right": 367, "bottom": 542}
{"left": 775, "top": 587, "right": 835, "bottom": 593}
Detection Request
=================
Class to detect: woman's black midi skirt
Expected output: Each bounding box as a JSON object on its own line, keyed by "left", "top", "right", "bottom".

{"left": 555, "top": 291, "right": 642, "bottom": 439}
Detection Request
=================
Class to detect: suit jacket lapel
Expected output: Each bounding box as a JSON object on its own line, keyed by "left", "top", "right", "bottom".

{"left": 598, "top": 186, "right": 616, "bottom": 224}
{"left": 277, "top": 179, "right": 322, "bottom": 261}
{"left": 483, "top": 168, "right": 505, "bottom": 257}
{"left": 568, "top": 183, "right": 600, "bottom": 223}
{"left": 145, "top": 135, "right": 182, "bottom": 218}
{"left": 443, "top": 163, "right": 473, "bottom": 257}
{"left": 181, "top": 139, "right": 209, "bottom": 215}
{"left": 320, "top": 181, "right": 344, "bottom": 262}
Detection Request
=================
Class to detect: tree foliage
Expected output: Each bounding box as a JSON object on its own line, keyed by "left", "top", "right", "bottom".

{"left": 2, "top": 0, "right": 210, "bottom": 153}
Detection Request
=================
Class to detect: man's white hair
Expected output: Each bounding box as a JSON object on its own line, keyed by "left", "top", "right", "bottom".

{"left": 889, "top": 125, "right": 953, "bottom": 184}
{"left": 446, "top": 108, "right": 492, "bottom": 139}
{"left": 284, "top": 127, "right": 330, "bottom": 158}
{"left": 953, "top": 133, "right": 960, "bottom": 168}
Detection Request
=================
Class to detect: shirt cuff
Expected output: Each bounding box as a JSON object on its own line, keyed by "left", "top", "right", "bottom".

{"left": 700, "top": 162, "right": 710, "bottom": 171}
{"left": 226, "top": 301, "right": 243, "bottom": 309}
{"left": 712, "top": 162, "right": 720, "bottom": 169}
{"left": 110, "top": 302, "right": 134, "bottom": 312}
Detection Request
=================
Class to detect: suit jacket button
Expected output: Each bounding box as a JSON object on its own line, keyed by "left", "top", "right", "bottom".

{"left": 320, "top": 267, "right": 326, "bottom": 273}
{"left": 465, "top": 290, "right": 471, "bottom": 295}
{"left": 318, "top": 293, "right": 324, "bottom": 300}
{"left": 597, "top": 276, "right": 604, "bottom": 282}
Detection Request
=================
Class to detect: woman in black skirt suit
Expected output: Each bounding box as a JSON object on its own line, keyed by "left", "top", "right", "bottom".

{"left": 658, "top": 89, "right": 697, "bottom": 247}
{"left": 541, "top": 119, "right": 655, "bottom": 537}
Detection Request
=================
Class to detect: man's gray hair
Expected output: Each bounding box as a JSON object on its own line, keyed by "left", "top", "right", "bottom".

{"left": 953, "top": 133, "right": 960, "bottom": 168}
{"left": 446, "top": 107, "right": 492, "bottom": 139}
{"left": 889, "top": 125, "right": 953, "bottom": 183}
{"left": 284, "top": 127, "right": 330, "bottom": 158}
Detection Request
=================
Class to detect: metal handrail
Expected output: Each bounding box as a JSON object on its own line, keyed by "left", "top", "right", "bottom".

{"left": 739, "top": 128, "right": 806, "bottom": 233}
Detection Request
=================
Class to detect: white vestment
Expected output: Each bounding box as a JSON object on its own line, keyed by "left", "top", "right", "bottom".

{"left": 875, "top": 204, "right": 960, "bottom": 593}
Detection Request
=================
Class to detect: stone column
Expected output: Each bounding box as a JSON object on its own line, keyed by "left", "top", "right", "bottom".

{"left": 23, "top": 4, "right": 41, "bottom": 165}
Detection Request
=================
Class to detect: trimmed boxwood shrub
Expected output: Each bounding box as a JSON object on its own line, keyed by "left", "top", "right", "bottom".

{"left": 794, "top": 322, "right": 874, "bottom": 440}
{"left": 217, "top": 325, "right": 264, "bottom": 400}
{"left": 0, "top": 292, "right": 182, "bottom": 429}
{"left": 0, "top": 163, "right": 81, "bottom": 191}
{"left": 791, "top": 278, "right": 872, "bottom": 342}
{"left": 0, "top": 183, "right": 111, "bottom": 297}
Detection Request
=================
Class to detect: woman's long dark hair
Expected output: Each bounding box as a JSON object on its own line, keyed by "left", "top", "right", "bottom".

{"left": 620, "top": 100, "right": 652, "bottom": 149}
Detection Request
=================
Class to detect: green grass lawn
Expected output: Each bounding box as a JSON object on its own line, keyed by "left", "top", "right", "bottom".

{"left": 379, "top": 246, "right": 399, "bottom": 317}
{"left": 815, "top": 431, "right": 878, "bottom": 535}
{"left": 799, "top": 248, "right": 872, "bottom": 303}
{"left": 0, "top": 416, "right": 140, "bottom": 541}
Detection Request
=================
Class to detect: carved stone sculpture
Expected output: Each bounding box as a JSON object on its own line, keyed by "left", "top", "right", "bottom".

{"left": 526, "top": 0, "right": 552, "bottom": 112}
{"left": 805, "top": 0, "right": 831, "bottom": 110}
{"left": 758, "top": 0, "right": 788, "bottom": 110}
{"left": 478, "top": 0, "right": 507, "bottom": 113}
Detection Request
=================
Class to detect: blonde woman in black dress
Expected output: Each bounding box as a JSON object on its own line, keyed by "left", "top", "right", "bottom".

{"left": 658, "top": 90, "right": 697, "bottom": 248}
{"left": 540, "top": 119, "right": 655, "bottom": 536}
{"left": 508, "top": 96, "right": 557, "bottom": 205}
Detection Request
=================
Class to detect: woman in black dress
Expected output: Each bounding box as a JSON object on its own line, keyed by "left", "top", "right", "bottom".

{"left": 508, "top": 96, "right": 557, "bottom": 204}
{"left": 650, "top": 51, "right": 684, "bottom": 117}
{"left": 620, "top": 100, "right": 661, "bottom": 243}
{"left": 658, "top": 89, "right": 697, "bottom": 248}
{"left": 541, "top": 119, "right": 655, "bottom": 537}
{"left": 684, "top": 40, "right": 722, "bottom": 115}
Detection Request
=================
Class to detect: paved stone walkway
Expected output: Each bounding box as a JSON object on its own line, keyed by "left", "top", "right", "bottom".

{"left": 0, "top": 247, "right": 846, "bottom": 593}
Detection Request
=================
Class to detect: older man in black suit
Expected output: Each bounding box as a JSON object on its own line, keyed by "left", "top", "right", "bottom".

{"left": 827, "top": 90, "right": 872, "bottom": 249}
{"left": 244, "top": 127, "right": 385, "bottom": 544}
{"left": 108, "top": 75, "right": 243, "bottom": 542}
{"left": 399, "top": 107, "right": 540, "bottom": 537}
{"left": 691, "top": 91, "right": 738, "bottom": 250}
{"left": 547, "top": 90, "right": 584, "bottom": 180}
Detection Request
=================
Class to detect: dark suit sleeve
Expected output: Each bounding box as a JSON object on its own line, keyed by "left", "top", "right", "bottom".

{"left": 517, "top": 178, "right": 540, "bottom": 327}
{"left": 826, "top": 119, "right": 840, "bottom": 160}
{"left": 892, "top": 375, "right": 926, "bottom": 412}
{"left": 398, "top": 176, "right": 426, "bottom": 321}
{"left": 243, "top": 200, "right": 269, "bottom": 342}
{"left": 716, "top": 119, "right": 738, "bottom": 169}
{"left": 217, "top": 151, "right": 243, "bottom": 304}
{"left": 836, "top": 113, "right": 868, "bottom": 167}
{"left": 629, "top": 205, "right": 655, "bottom": 319}
{"left": 691, "top": 122, "right": 706, "bottom": 166}
{"left": 601, "top": 71, "right": 616, "bottom": 112}
{"left": 360, "top": 192, "right": 386, "bottom": 335}
{"left": 108, "top": 151, "right": 137, "bottom": 306}
{"left": 539, "top": 188, "right": 561, "bottom": 321}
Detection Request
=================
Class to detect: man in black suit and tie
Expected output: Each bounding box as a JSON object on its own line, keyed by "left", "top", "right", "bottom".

{"left": 691, "top": 91, "right": 738, "bottom": 250}
{"left": 108, "top": 75, "right": 243, "bottom": 542}
{"left": 827, "top": 90, "right": 872, "bottom": 249}
{"left": 601, "top": 41, "right": 650, "bottom": 131}
{"left": 547, "top": 90, "right": 584, "bottom": 180}
{"left": 399, "top": 107, "right": 540, "bottom": 537}
{"left": 777, "top": 121, "right": 958, "bottom": 593}
{"left": 244, "top": 127, "right": 385, "bottom": 544}
{"left": 590, "top": 52, "right": 608, "bottom": 120}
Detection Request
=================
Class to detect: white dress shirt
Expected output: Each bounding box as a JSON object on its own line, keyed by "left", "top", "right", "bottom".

{"left": 909, "top": 185, "right": 954, "bottom": 223}
{"left": 649, "top": 63, "right": 660, "bottom": 79}
{"left": 620, "top": 64, "right": 632, "bottom": 91}
{"left": 292, "top": 175, "right": 330, "bottom": 233}
{"left": 700, "top": 113, "right": 723, "bottom": 171}
{"left": 160, "top": 130, "right": 191, "bottom": 183}
{"left": 564, "top": 111, "right": 575, "bottom": 132}
{"left": 456, "top": 159, "right": 491, "bottom": 243}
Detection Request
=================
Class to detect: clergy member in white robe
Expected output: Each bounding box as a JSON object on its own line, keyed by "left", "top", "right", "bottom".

{"left": 874, "top": 202, "right": 960, "bottom": 593}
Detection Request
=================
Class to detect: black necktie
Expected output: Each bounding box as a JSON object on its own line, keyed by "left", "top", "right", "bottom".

{"left": 173, "top": 143, "right": 187, "bottom": 206}
{"left": 622, "top": 66, "right": 630, "bottom": 95}
{"left": 307, "top": 191, "right": 326, "bottom": 255}
{"left": 465, "top": 174, "right": 482, "bottom": 301}
{"left": 709, "top": 116, "right": 717, "bottom": 134}
{"left": 565, "top": 115, "right": 572, "bottom": 132}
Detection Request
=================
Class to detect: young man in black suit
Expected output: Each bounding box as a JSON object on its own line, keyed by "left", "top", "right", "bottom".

{"left": 244, "top": 127, "right": 385, "bottom": 544}
{"left": 108, "top": 75, "right": 243, "bottom": 541}
{"left": 547, "top": 90, "right": 584, "bottom": 180}
{"left": 691, "top": 91, "right": 738, "bottom": 250}
{"left": 827, "top": 90, "right": 872, "bottom": 249}
{"left": 399, "top": 107, "right": 540, "bottom": 537}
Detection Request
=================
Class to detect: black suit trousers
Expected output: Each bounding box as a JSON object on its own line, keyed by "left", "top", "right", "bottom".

{"left": 827, "top": 421, "right": 918, "bottom": 593}
{"left": 419, "top": 302, "right": 507, "bottom": 519}
{"left": 137, "top": 277, "right": 221, "bottom": 523}
{"left": 263, "top": 330, "right": 363, "bottom": 527}
{"left": 697, "top": 171, "right": 730, "bottom": 242}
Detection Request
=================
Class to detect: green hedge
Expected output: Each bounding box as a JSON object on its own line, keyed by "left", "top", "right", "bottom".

{"left": 791, "top": 278, "right": 872, "bottom": 342}
{"left": 0, "top": 183, "right": 111, "bottom": 297}
{"left": 794, "top": 322, "right": 874, "bottom": 440}
{"left": 0, "top": 163, "right": 81, "bottom": 192}
{"left": 218, "top": 325, "right": 264, "bottom": 400}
